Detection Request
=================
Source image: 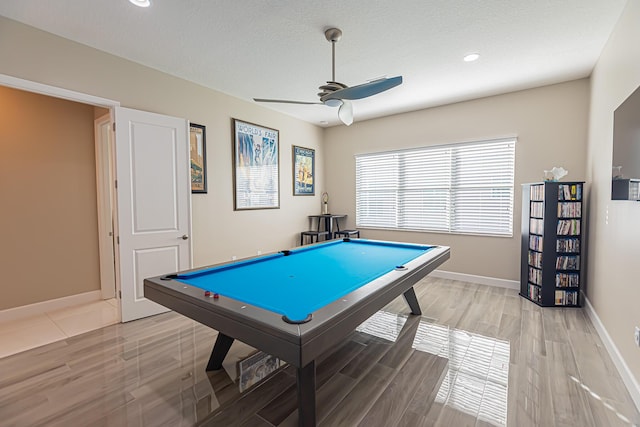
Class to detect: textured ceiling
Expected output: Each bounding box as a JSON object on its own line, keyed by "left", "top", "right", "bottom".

{"left": 0, "top": 1, "right": 628, "bottom": 126}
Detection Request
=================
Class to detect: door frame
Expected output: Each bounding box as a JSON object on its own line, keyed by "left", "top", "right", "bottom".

{"left": 94, "top": 114, "right": 117, "bottom": 300}
{"left": 0, "top": 74, "right": 120, "bottom": 109}
{"left": 0, "top": 73, "right": 122, "bottom": 311}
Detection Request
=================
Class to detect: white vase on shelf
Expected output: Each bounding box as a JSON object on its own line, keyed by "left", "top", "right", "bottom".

{"left": 543, "top": 166, "right": 568, "bottom": 182}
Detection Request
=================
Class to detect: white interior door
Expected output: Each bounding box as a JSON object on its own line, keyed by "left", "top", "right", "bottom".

{"left": 114, "top": 107, "right": 192, "bottom": 322}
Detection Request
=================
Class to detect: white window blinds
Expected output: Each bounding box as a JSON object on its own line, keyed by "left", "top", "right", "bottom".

{"left": 355, "top": 138, "right": 515, "bottom": 236}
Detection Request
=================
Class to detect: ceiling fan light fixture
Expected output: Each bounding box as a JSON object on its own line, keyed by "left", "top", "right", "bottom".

{"left": 129, "top": 0, "right": 151, "bottom": 7}
{"left": 324, "top": 99, "right": 342, "bottom": 108}
{"left": 464, "top": 53, "right": 480, "bottom": 62}
{"left": 338, "top": 101, "right": 354, "bottom": 126}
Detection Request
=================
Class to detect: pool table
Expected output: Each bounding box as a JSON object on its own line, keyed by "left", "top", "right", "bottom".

{"left": 143, "top": 238, "right": 450, "bottom": 426}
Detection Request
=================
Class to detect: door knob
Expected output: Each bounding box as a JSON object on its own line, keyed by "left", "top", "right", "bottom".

{"left": 181, "top": 235, "right": 189, "bottom": 240}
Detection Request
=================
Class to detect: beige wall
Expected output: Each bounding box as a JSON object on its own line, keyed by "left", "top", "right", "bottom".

{"left": 586, "top": 1, "right": 640, "bottom": 390}
{"left": 324, "top": 80, "right": 589, "bottom": 280}
{"left": 0, "top": 85, "right": 100, "bottom": 309}
{"left": 0, "top": 16, "right": 324, "bottom": 284}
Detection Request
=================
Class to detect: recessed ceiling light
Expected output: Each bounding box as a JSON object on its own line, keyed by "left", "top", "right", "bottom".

{"left": 129, "top": 0, "right": 151, "bottom": 7}
{"left": 464, "top": 53, "right": 480, "bottom": 62}
{"left": 319, "top": 120, "right": 329, "bottom": 125}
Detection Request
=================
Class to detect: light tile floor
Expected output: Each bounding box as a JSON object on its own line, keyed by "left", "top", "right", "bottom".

{"left": 0, "top": 299, "right": 119, "bottom": 358}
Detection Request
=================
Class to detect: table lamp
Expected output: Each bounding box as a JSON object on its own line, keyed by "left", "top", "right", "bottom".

{"left": 322, "top": 192, "right": 329, "bottom": 214}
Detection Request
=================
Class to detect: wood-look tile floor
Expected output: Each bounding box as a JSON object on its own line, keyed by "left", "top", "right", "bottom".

{"left": 1, "top": 278, "right": 639, "bottom": 427}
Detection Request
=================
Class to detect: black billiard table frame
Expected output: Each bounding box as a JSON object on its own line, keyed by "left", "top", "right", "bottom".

{"left": 143, "top": 239, "right": 450, "bottom": 426}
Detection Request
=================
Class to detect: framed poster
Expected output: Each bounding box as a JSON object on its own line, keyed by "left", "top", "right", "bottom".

{"left": 232, "top": 119, "right": 280, "bottom": 210}
{"left": 293, "top": 145, "right": 315, "bottom": 196}
{"left": 189, "top": 123, "right": 207, "bottom": 193}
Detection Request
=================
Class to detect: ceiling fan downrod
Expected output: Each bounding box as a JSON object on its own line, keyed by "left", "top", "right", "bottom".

{"left": 325, "top": 28, "right": 342, "bottom": 83}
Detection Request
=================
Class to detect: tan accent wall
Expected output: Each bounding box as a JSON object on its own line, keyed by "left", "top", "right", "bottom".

{"left": 586, "top": 0, "right": 640, "bottom": 390}
{"left": 93, "top": 106, "right": 109, "bottom": 120}
{"left": 0, "top": 85, "right": 100, "bottom": 309}
{"left": 324, "top": 80, "right": 589, "bottom": 280}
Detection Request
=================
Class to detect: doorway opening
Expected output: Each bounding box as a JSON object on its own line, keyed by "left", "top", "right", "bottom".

{"left": 0, "top": 73, "right": 121, "bottom": 325}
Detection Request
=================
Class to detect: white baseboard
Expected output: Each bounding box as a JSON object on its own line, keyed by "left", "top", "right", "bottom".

{"left": 431, "top": 269, "right": 520, "bottom": 290}
{"left": 0, "top": 290, "right": 102, "bottom": 323}
{"left": 583, "top": 296, "right": 640, "bottom": 413}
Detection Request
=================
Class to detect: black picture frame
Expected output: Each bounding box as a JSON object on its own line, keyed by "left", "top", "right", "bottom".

{"left": 232, "top": 118, "right": 280, "bottom": 210}
{"left": 190, "top": 123, "right": 207, "bottom": 193}
{"left": 293, "top": 145, "right": 315, "bottom": 196}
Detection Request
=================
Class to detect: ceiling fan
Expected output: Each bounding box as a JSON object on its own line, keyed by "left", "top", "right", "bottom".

{"left": 253, "top": 27, "right": 402, "bottom": 126}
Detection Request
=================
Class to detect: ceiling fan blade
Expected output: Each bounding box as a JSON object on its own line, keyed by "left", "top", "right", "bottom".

{"left": 253, "top": 98, "right": 322, "bottom": 105}
{"left": 320, "top": 76, "right": 403, "bottom": 102}
{"left": 338, "top": 100, "right": 353, "bottom": 126}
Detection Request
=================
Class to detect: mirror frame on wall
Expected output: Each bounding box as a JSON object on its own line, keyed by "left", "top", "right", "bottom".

{"left": 611, "top": 84, "right": 640, "bottom": 201}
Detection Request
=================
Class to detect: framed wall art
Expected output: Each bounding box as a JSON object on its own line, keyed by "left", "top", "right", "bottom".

{"left": 293, "top": 145, "right": 315, "bottom": 196}
{"left": 232, "top": 119, "right": 280, "bottom": 210}
{"left": 189, "top": 123, "right": 207, "bottom": 193}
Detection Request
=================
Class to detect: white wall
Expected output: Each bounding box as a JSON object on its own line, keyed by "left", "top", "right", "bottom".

{"left": 324, "top": 80, "right": 589, "bottom": 281}
{"left": 586, "top": 0, "right": 640, "bottom": 394}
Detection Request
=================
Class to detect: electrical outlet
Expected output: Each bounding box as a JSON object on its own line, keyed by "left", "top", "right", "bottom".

{"left": 257, "top": 250, "right": 262, "bottom": 255}
{"left": 231, "top": 255, "right": 237, "bottom": 261}
{"left": 635, "top": 327, "right": 640, "bottom": 347}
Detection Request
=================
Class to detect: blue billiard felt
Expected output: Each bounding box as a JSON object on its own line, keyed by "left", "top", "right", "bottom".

{"left": 176, "top": 239, "right": 433, "bottom": 322}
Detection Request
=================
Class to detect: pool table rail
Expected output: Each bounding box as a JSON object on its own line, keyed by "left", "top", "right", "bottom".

{"left": 143, "top": 277, "right": 306, "bottom": 365}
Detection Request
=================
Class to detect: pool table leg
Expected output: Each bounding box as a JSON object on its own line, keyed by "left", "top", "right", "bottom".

{"left": 297, "top": 361, "right": 316, "bottom": 426}
{"left": 206, "top": 333, "right": 235, "bottom": 371}
{"left": 403, "top": 287, "right": 422, "bottom": 315}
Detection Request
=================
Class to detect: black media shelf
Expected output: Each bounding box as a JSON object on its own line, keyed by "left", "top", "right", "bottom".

{"left": 520, "top": 181, "right": 585, "bottom": 307}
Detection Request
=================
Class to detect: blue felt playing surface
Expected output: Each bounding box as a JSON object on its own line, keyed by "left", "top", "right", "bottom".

{"left": 176, "top": 239, "right": 433, "bottom": 322}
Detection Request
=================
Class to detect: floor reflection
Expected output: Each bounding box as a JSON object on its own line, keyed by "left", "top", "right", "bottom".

{"left": 356, "top": 310, "right": 408, "bottom": 342}
{"left": 432, "top": 327, "right": 509, "bottom": 427}
{"left": 569, "top": 375, "right": 636, "bottom": 426}
{"left": 354, "top": 310, "right": 510, "bottom": 427}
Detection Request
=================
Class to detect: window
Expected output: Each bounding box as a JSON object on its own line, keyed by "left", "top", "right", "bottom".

{"left": 355, "top": 138, "right": 516, "bottom": 236}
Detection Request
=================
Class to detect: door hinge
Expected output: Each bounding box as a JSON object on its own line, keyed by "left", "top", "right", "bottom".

{"left": 118, "top": 290, "right": 122, "bottom": 299}
{"left": 114, "top": 180, "right": 118, "bottom": 189}
{"left": 117, "top": 236, "right": 120, "bottom": 244}
{"left": 112, "top": 122, "right": 116, "bottom": 132}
